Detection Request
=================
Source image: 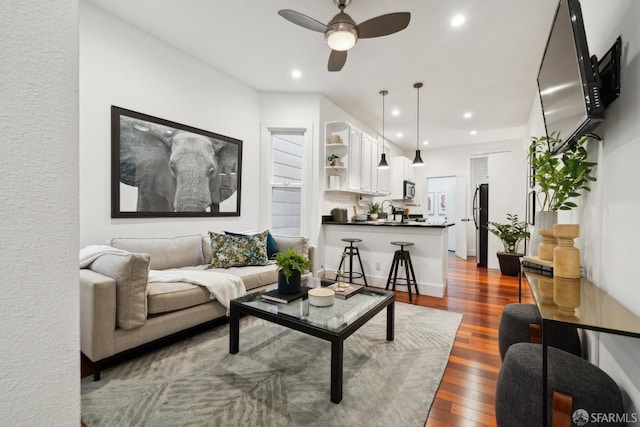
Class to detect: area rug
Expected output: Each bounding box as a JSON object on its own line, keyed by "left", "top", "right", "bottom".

{"left": 81, "top": 302, "right": 462, "bottom": 426}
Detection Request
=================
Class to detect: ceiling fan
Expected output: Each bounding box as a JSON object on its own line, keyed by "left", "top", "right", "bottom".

{"left": 278, "top": 0, "right": 411, "bottom": 72}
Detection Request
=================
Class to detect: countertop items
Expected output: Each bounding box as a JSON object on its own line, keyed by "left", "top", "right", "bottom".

{"left": 322, "top": 220, "right": 454, "bottom": 228}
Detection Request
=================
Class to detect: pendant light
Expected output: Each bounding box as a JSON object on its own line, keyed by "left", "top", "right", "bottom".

{"left": 378, "top": 90, "right": 390, "bottom": 169}
{"left": 412, "top": 82, "right": 425, "bottom": 167}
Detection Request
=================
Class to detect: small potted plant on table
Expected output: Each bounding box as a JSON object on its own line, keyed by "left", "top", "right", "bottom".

{"left": 486, "top": 213, "right": 530, "bottom": 276}
{"left": 275, "top": 248, "right": 312, "bottom": 294}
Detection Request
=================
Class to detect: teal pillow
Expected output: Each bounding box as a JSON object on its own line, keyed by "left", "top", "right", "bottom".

{"left": 209, "top": 230, "right": 269, "bottom": 268}
{"left": 225, "top": 230, "right": 278, "bottom": 259}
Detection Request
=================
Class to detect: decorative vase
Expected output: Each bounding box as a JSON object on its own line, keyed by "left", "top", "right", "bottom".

{"left": 553, "top": 224, "right": 581, "bottom": 278}
{"left": 553, "top": 276, "right": 581, "bottom": 317}
{"left": 278, "top": 270, "right": 302, "bottom": 294}
{"left": 537, "top": 229, "right": 557, "bottom": 261}
{"left": 369, "top": 213, "right": 378, "bottom": 220}
{"left": 528, "top": 211, "right": 558, "bottom": 256}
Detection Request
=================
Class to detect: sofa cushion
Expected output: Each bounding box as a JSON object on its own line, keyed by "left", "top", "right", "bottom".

{"left": 207, "top": 264, "right": 278, "bottom": 291}
{"left": 146, "top": 281, "right": 210, "bottom": 314}
{"left": 272, "top": 234, "right": 309, "bottom": 259}
{"left": 209, "top": 231, "right": 269, "bottom": 268}
{"left": 110, "top": 235, "right": 203, "bottom": 270}
{"left": 90, "top": 252, "right": 150, "bottom": 330}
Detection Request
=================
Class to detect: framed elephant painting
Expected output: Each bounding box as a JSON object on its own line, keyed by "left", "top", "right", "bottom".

{"left": 111, "top": 106, "right": 242, "bottom": 218}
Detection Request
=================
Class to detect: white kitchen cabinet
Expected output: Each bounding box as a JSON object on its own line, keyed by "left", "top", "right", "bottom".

{"left": 324, "top": 121, "right": 384, "bottom": 195}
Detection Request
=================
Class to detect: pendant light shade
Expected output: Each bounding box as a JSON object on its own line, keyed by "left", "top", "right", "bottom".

{"left": 378, "top": 90, "right": 390, "bottom": 169}
{"left": 412, "top": 82, "right": 425, "bottom": 167}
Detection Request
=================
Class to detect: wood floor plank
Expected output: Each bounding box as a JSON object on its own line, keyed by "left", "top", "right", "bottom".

{"left": 393, "top": 254, "right": 531, "bottom": 427}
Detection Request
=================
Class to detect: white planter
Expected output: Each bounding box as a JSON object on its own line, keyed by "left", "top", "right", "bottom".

{"left": 528, "top": 211, "right": 558, "bottom": 256}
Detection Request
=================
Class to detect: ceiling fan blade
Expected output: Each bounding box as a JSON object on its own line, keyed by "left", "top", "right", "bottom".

{"left": 328, "top": 50, "right": 347, "bottom": 72}
{"left": 357, "top": 12, "right": 411, "bottom": 39}
{"left": 278, "top": 9, "right": 328, "bottom": 33}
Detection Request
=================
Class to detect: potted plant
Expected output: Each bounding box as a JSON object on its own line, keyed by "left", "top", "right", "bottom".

{"left": 327, "top": 154, "right": 340, "bottom": 167}
{"left": 486, "top": 213, "right": 530, "bottom": 276}
{"left": 367, "top": 201, "right": 382, "bottom": 220}
{"left": 528, "top": 134, "right": 597, "bottom": 253}
{"left": 274, "top": 248, "right": 312, "bottom": 294}
{"left": 529, "top": 134, "right": 597, "bottom": 212}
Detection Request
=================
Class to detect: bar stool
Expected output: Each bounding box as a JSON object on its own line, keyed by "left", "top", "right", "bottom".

{"left": 335, "top": 238, "right": 368, "bottom": 286}
{"left": 385, "top": 241, "right": 419, "bottom": 302}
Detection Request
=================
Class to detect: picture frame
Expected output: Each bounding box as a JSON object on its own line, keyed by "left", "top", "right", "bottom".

{"left": 111, "top": 106, "right": 242, "bottom": 218}
{"left": 437, "top": 192, "right": 446, "bottom": 215}
{"left": 427, "top": 192, "right": 435, "bottom": 215}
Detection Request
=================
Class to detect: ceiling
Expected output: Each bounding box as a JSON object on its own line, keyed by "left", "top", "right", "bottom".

{"left": 86, "top": 0, "right": 558, "bottom": 150}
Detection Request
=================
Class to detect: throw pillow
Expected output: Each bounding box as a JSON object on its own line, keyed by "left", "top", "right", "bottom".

{"left": 90, "top": 252, "right": 150, "bottom": 330}
{"left": 225, "top": 230, "right": 278, "bottom": 259}
{"left": 209, "top": 230, "right": 269, "bottom": 268}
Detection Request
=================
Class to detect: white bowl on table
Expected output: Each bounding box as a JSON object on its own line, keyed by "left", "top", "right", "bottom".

{"left": 308, "top": 287, "right": 335, "bottom": 307}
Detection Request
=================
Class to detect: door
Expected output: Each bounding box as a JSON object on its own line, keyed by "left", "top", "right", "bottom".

{"left": 455, "top": 176, "right": 468, "bottom": 260}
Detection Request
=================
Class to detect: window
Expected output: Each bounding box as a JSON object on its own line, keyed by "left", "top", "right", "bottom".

{"left": 270, "top": 133, "right": 304, "bottom": 235}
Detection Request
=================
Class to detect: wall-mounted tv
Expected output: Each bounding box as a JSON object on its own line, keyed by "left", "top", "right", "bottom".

{"left": 537, "top": 0, "right": 604, "bottom": 154}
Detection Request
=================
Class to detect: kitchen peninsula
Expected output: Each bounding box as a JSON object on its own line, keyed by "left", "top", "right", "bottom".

{"left": 322, "top": 220, "right": 454, "bottom": 297}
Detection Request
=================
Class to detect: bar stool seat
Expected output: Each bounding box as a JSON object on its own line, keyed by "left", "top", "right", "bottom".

{"left": 335, "top": 238, "right": 368, "bottom": 286}
{"left": 385, "top": 241, "right": 419, "bottom": 302}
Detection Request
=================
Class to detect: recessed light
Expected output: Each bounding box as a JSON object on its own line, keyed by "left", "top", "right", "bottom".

{"left": 396, "top": 133, "right": 403, "bottom": 138}
{"left": 423, "top": 140, "right": 429, "bottom": 145}
{"left": 451, "top": 15, "right": 466, "bottom": 27}
{"left": 470, "top": 130, "right": 477, "bottom": 135}
{"left": 391, "top": 109, "right": 400, "bottom": 116}
{"left": 463, "top": 112, "right": 472, "bottom": 119}
{"left": 291, "top": 69, "right": 302, "bottom": 79}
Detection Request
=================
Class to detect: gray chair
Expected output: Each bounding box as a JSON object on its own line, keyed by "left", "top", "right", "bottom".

{"left": 496, "top": 343, "right": 624, "bottom": 426}
{"left": 498, "top": 303, "right": 581, "bottom": 360}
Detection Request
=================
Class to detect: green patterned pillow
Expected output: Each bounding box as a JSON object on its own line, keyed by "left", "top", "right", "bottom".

{"left": 208, "top": 230, "right": 269, "bottom": 268}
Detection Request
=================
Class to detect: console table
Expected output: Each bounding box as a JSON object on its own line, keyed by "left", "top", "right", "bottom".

{"left": 523, "top": 268, "right": 640, "bottom": 427}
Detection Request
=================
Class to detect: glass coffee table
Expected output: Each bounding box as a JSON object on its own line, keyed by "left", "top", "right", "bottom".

{"left": 229, "top": 281, "right": 394, "bottom": 403}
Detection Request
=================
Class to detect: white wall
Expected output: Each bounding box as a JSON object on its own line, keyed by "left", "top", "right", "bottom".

{"left": 426, "top": 176, "right": 457, "bottom": 250}
{"left": 487, "top": 151, "right": 528, "bottom": 269}
{"left": 527, "top": 0, "right": 640, "bottom": 414}
{"left": 1, "top": 1, "right": 79, "bottom": 425}
{"left": 79, "top": 2, "right": 262, "bottom": 247}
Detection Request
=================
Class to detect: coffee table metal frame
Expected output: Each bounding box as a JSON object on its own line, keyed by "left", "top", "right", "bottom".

{"left": 229, "top": 287, "right": 395, "bottom": 403}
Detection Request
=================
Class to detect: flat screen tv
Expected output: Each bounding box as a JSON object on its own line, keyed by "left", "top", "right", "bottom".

{"left": 537, "top": 0, "right": 604, "bottom": 154}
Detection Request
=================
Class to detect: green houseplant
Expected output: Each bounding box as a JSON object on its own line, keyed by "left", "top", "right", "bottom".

{"left": 274, "top": 248, "right": 311, "bottom": 294}
{"left": 528, "top": 134, "right": 597, "bottom": 255}
{"left": 529, "top": 134, "right": 597, "bottom": 212}
{"left": 486, "top": 214, "right": 530, "bottom": 276}
{"left": 367, "top": 201, "right": 382, "bottom": 220}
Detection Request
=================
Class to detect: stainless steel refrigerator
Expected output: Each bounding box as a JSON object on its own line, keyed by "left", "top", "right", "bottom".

{"left": 473, "top": 183, "right": 489, "bottom": 268}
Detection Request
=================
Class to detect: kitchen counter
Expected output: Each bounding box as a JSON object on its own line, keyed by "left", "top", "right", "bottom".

{"left": 322, "top": 221, "right": 451, "bottom": 297}
{"left": 323, "top": 220, "right": 454, "bottom": 228}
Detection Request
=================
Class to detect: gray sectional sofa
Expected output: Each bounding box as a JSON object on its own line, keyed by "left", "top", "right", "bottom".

{"left": 80, "top": 233, "right": 315, "bottom": 379}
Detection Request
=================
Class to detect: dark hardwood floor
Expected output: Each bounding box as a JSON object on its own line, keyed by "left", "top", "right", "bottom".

{"left": 393, "top": 253, "right": 533, "bottom": 427}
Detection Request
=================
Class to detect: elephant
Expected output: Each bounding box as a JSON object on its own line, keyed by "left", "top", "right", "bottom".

{"left": 119, "top": 116, "right": 239, "bottom": 213}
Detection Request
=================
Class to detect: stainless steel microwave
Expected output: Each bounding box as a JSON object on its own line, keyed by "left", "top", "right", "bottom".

{"left": 403, "top": 180, "right": 415, "bottom": 199}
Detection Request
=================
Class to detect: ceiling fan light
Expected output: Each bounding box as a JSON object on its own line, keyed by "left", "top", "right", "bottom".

{"left": 326, "top": 24, "right": 357, "bottom": 51}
